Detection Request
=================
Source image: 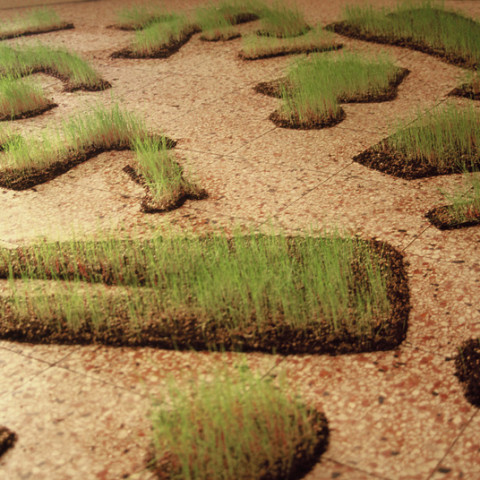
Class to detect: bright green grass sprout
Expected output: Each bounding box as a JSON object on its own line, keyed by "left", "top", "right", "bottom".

{"left": 0, "top": 44, "right": 105, "bottom": 90}
{"left": 150, "top": 366, "right": 326, "bottom": 479}
{"left": 341, "top": 0, "right": 480, "bottom": 68}
{"left": 443, "top": 171, "right": 480, "bottom": 223}
{"left": 386, "top": 103, "right": 480, "bottom": 171}
{"left": 279, "top": 50, "right": 399, "bottom": 125}
{"left": 241, "top": 25, "right": 336, "bottom": 59}
{"left": 258, "top": 0, "right": 310, "bottom": 38}
{"left": 0, "top": 233, "right": 391, "bottom": 336}
{"left": 0, "top": 75, "right": 51, "bottom": 119}
{"left": 131, "top": 13, "right": 194, "bottom": 55}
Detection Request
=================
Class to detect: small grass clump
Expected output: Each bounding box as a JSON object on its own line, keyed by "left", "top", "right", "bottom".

{"left": 329, "top": 1, "right": 480, "bottom": 69}
{"left": 0, "top": 233, "right": 409, "bottom": 354}
{"left": 0, "top": 8, "right": 73, "bottom": 40}
{"left": 267, "top": 51, "right": 404, "bottom": 128}
{"left": 114, "top": 4, "right": 175, "bottom": 30}
{"left": 257, "top": 0, "right": 310, "bottom": 38}
{"left": 240, "top": 26, "right": 340, "bottom": 60}
{"left": 0, "top": 75, "right": 54, "bottom": 121}
{"left": 427, "top": 171, "right": 480, "bottom": 229}
{"left": 130, "top": 137, "right": 207, "bottom": 212}
{"left": 0, "top": 44, "right": 109, "bottom": 91}
{"left": 150, "top": 366, "right": 329, "bottom": 479}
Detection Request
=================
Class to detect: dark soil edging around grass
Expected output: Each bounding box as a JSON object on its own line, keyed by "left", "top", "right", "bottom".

{"left": 0, "top": 240, "right": 410, "bottom": 356}
{"left": 449, "top": 83, "right": 480, "bottom": 101}
{"left": 455, "top": 339, "right": 480, "bottom": 407}
{"left": 110, "top": 28, "right": 200, "bottom": 59}
{"left": 353, "top": 141, "right": 480, "bottom": 180}
{"left": 122, "top": 164, "right": 208, "bottom": 213}
{"left": 0, "top": 102, "right": 57, "bottom": 122}
{"left": 0, "top": 136, "right": 176, "bottom": 191}
{"left": 200, "top": 31, "right": 241, "bottom": 42}
{"left": 256, "top": 24, "right": 312, "bottom": 39}
{"left": 0, "top": 426, "right": 17, "bottom": 458}
{"left": 239, "top": 43, "right": 343, "bottom": 61}
{"left": 0, "top": 22, "right": 74, "bottom": 41}
{"left": 151, "top": 409, "right": 329, "bottom": 480}
{"left": 264, "top": 68, "right": 408, "bottom": 129}
{"left": 426, "top": 206, "right": 480, "bottom": 230}
{"left": 326, "top": 21, "right": 478, "bottom": 70}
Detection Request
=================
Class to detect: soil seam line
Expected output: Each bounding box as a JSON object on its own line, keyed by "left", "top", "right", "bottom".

{"left": 321, "top": 456, "right": 393, "bottom": 480}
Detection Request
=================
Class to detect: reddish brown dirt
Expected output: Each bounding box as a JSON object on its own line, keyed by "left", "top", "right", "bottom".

{"left": 455, "top": 339, "right": 480, "bottom": 407}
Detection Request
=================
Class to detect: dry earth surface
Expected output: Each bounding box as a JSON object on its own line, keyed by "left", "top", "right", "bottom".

{"left": 0, "top": 0, "right": 479, "bottom": 479}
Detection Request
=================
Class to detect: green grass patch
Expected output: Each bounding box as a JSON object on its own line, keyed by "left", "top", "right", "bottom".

{"left": 265, "top": 51, "right": 405, "bottom": 129}
{"left": 240, "top": 25, "right": 341, "bottom": 59}
{"left": 257, "top": 0, "right": 310, "bottom": 38}
{"left": 0, "top": 44, "right": 109, "bottom": 92}
{"left": 426, "top": 171, "right": 480, "bottom": 229}
{"left": 0, "top": 8, "right": 72, "bottom": 39}
{"left": 150, "top": 366, "right": 328, "bottom": 479}
{"left": 0, "top": 233, "right": 409, "bottom": 354}
{"left": 0, "top": 75, "right": 55, "bottom": 121}
{"left": 329, "top": 1, "right": 480, "bottom": 69}
{"left": 114, "top": 4, "right": 176, "bottom": 30}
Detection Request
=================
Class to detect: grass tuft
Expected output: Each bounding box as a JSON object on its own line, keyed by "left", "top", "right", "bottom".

{"left": 114, "top": 4, "right": 175, "bottom": 30}
{"left": 150, "top": 366, "right": 328, "bottom": 479}
{"left": 257, "top": 0, "right": 310, "bottom": 38}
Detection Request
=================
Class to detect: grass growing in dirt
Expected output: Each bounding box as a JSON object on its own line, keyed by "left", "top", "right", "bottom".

{"left": 386, "top": 104, "right": 480, "bottom": 173}
{"left": 0, "top": 75, "right": 53, "bottom": 120}
{"left": 270, "top": 51, "right": 402, "bottom": 128}
{"left": 330, "top": 1, "right": 480, "bottom": 69}
{"left": 0, "top": 232, "right": 404, "bottom": 354}
{"left": 114, "top": 4, "right": 175, "bottom": 30}
{"left": 240, "top": 26, "right": 339, "bottom": 59}
{"left": 150, "top": 366, "right": 328, "bottom": 479}
{"left": 0, "top": 8, "right": 72, "bottom": 39}
{"left": 257, "top": 0, "right": 309, "bottom": 38}
{"left": 0, "top": 44, "right": 108, "bottom": 91}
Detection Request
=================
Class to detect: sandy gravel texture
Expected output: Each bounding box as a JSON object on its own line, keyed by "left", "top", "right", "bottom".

{"left": 0, "top": 0, "right": 479, "bottom": 479}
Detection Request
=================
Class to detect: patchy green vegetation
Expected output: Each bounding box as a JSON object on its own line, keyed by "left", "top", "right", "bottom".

{"left": 0, "top": 104, "right": 201, "bottom": 207}
{"left": 257, "top": 0, "right": 310, "bottom": 38}
{"left": 427, "top": 171, "right": 480, "bottom": 229}
{"left": 329, "top": 1, "right": 480, "bottom": 69}
{"left": 0, "top": 75, "right": 54, "bottom": 121}
{"left": 0, "top": 232, "right": 409, "bottom": 354}
{"left": 150, "top": 366, "right": 328, "bottom": 479}
{"left": 0, "top": 8, "right": 72, "bottom": 39}
{"left": 0, "top": 44, "right": 109, "bottom": 91}
{"left": 114, "top": 4, "right": 175, "bottom": 30}
{"left": 268, "top": 51, "right": 403, "bottom": 128}
{"left": 240, "top": 26, "right": 340, "bottom": 59}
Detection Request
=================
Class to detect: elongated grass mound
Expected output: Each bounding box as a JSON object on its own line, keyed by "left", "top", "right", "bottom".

{"left": 455, "top": 339, "right": 480, "bottom": 407}
{"left": 127, "top": 137, "right": 207, "bottom": 212}
{"left": 328, "top": 1, "right": 480, "bottom": 69}
{"left": 0, "top": 234, "right": 410, "bottom": 354}
{"left": 257, "top": 0, "right": 310, "bottom": 38}
{"left": 0, "top": 44, "right": 109, "bottom": 92}
{"left": 240, "top": 26, "right": 341, "bottom": 60}
{"left": 0, "top": 426, "right": 17, "bottom": 458}
{"left": 354, "top": 104, "right": 480, "bottom": 179}
{"left": 0, "top": 8, "right": 73, "bottom": 40}
{"left": 0, "top": 75, "right": 55, "bottom": 121}
{"left": 151, "top": 367, "right": 329, "bottom": 479}
{"left": 426, "top": 171, "right": 480, "bottom": 229}
{"left": 267, "top": 51, "right": 405, "bottom": 129}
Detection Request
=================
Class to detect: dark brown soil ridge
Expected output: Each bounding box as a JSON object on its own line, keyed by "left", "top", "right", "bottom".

{"left": 256, "top": 24, "right": 312, "bottom": 39}
{"left": 0, "top": 136, "right": 176, "bottom": 191}
{"left": 200, "top": 31, "right": 241, "bottom": 42}
{"left": 0, "top": 102, "right": 57, "bottom": 122}
{"left": 426, "top": 205, "right": 480, "bottom": 230}
{"left": 264, "top": 68, "right": 409, "bottom": 129}
{"left": 122, "top": 164, "right": 208, "bottom": 213}
{"left": 354, "top": 141, "right": 480, "bottom": 180}
{"left": 239, "top": 42, "right": 343, "bottom": 61}
{"left": 0, "top": 22, "right": 74, "bottom": 40}
{"left": 326, "top": 20, "right": 478, "bottom": 70}
{"left": 0, "top": 426, "right": 17, "bottom": 458}
{"left": 0, "top": 239, "right": 410, "bottom": 356}
{"left": 449, "top": 83, "right": 480, "bottom": 101}
{"left": 110, "top": 27, "right": 200, "bottom": 59}
{"left": 455, "top": 338, "right": 480, "bottom": 407}
{"left": 152, "top": 409, "right": 329, "bottom": 480}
